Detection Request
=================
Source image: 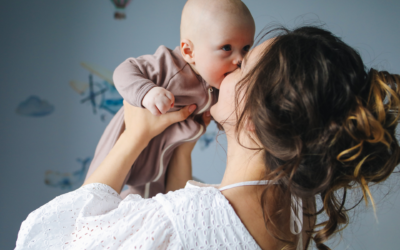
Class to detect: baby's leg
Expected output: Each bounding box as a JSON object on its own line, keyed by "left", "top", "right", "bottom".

{"left": 165, "top": 112, "right": 212, "bottom": 191}
{"left": 165, "top": 141, "right": 196, "bottom": 192}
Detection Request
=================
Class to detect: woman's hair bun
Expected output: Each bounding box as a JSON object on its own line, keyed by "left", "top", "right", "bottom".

{"left": 334, "top": 68, "right": 400, "bottom": 205}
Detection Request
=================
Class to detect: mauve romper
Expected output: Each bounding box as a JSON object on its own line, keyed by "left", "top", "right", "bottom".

{"left": 85, "top": 45, "right": 218, "bottom": 198}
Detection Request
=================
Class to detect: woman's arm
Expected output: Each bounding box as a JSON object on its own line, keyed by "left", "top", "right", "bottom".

{"left": 83, "top": 131, "right": 148, "bottom": 193}
{"left": 83, "top": 101, "right": 197, "bottom": 193}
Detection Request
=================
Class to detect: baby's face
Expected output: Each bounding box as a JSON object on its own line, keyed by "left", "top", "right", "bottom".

{"left": 193, "top": 21, "right": 255, "bottom": 89}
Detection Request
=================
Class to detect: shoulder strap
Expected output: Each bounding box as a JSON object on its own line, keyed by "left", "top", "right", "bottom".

{"left": 219, "top": 180, "right": 303, "bottom": 239}
{"left": 218, "top": 180, "right": 272, "bottom": 191}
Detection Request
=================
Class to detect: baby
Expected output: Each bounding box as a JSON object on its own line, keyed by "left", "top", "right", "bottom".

{"left": 85, "top": 0, "right": 255, "bottom": 198}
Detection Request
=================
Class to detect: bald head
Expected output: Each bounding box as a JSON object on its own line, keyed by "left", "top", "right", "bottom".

{"left": 180, "top": 0, "right": 255, "bottom": 42}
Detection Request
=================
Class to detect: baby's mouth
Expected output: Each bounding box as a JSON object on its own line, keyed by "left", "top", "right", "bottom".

{"left": 224, "top": 71, "right": 232, "bottom": 77}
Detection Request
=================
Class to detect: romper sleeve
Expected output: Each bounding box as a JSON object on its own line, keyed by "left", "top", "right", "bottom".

{"left": 113, "top": 45, "right": 180, "bottom": 107}
{"left": 15, "top": 183, "right": 182, "bottom": 250}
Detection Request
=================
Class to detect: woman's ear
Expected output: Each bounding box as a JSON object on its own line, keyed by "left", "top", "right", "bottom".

{"left": 246, "top": 117, "right": 256, "bottom": 132}
{"left": 243, "top": 117, "right": 261, "bottom": 147}
{"left": 180, "top": 39, "right": 195, "bottom": 64}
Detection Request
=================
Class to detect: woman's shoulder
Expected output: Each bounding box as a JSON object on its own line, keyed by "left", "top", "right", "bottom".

{"left": 16, "top": 183, "right": 182, "bottom": 250}
{"left": 153, "top": 181, "right": 224, "bottom": 213}
{"left": 152, "top": 182, "right": 262, "bottom": 250}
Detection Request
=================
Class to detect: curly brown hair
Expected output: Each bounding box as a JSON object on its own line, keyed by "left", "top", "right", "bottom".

{"left": 235, "top": 26, "right": 400, "bottom": 249}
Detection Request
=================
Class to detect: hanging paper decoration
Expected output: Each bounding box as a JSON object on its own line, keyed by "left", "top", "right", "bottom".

{"left": 111, "top": 0, "right": 132, "bottom": 20}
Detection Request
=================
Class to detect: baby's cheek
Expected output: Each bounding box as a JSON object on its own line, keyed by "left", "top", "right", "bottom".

{"left": 210, "top": 66, "right": 226, "bottom": 84}
{"left": 205, "top": 58, "right": 222, "bottom": 73}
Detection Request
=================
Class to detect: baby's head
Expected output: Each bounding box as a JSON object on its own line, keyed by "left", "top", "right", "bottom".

{"left": 180, "top": 0, "right": 255, "bottom": 89}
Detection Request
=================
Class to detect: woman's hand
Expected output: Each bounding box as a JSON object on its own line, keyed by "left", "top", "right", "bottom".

{"left": 123, "top": 100, "right": 197, "bottom": 144}
{"left": 83, "top": 101, "right": 197, "bottom": 193}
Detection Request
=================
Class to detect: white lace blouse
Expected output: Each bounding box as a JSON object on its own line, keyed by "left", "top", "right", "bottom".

{"left": 15, "top": 181, "right": 262, "bottom": 249}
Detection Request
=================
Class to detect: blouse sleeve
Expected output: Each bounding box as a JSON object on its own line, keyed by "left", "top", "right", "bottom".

{"left": 15, "top": 183, "right": 182, "bottom": 250}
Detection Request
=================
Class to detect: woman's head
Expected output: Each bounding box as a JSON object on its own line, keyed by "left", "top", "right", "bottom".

{"left": 212, "top": 25, "right": 400, "bottom": 249}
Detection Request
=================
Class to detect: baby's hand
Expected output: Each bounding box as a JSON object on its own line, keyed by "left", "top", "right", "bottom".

{"left": 142, "top": 87, "right": 175, "bottom": 116}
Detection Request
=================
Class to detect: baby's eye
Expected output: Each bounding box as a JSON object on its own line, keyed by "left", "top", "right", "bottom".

{"left": 243, "top": 45, "right": 250, "bottom": 52}
{"left": 222, "top": 45, "right": 232, "bottom": 51}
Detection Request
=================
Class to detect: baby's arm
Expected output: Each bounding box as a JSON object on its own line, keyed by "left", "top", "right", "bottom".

{"left": 113, "top": 46, "right": 176, "bottom": 115}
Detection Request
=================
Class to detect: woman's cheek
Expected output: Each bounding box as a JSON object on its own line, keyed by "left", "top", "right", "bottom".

{"left": 221, "top": 92, "right": 235, "bottom": 117}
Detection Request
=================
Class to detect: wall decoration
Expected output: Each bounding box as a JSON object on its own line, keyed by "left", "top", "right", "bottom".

{"left": 198, "top": 127, "right": 218, "bottom": 150}
{"left": 70, "top": 62, "right": 123, "bottom": 119}
{"left": 111, "top": 0, "right": 132, "bottom": 20}
{"left": 69, "top": 80, "right": 89, "bottom": 95}
{"left": 16, "top": 95, "right": 54, "bottom": 117}
{"left": 44, "top": 157, "right": 91, "bottom": 189}
{"left": 100, "top": 114, "right": 108, "bottom": 122}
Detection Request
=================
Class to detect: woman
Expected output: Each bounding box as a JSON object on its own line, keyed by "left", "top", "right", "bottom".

{"left": 16, "top": 26, "right": 400, "bottom": 250}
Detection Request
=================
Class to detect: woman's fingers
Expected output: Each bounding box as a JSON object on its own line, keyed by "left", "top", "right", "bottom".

{"left": 163, "top": 104, "right": 197, "bottom": 126}
{"left": 123, "top": 100, "right": 197, "bottom": 142}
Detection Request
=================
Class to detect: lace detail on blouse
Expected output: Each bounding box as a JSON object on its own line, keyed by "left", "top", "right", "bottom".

{"left": 16, "top": 183, "right": 262, "bottom": 250}
{"left": 16, "top": 184, "right": 181, "bottom": 249}
{"left": 154, "top": 186, "right": 261, "bottom": 250}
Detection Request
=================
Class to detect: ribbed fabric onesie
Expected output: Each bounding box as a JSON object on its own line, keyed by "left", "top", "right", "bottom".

{"left": 85, "top": 45, "right": 219, "bottom": 198}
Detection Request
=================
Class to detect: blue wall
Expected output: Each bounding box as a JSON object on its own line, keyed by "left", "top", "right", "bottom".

{"left": 1, "top": 1, "right": 399, "bottom": 249}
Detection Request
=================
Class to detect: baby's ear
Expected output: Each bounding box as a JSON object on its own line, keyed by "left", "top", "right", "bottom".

{"left": 180, "top": 39, "right": 195, "bottom": 64}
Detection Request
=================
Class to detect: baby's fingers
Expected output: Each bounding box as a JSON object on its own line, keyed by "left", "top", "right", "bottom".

{"left": 164, "top": 91, "right": 175, "bottom": 108}
{"left": 155, "top": 96, "right": 173, "bottom": 114}
{"left": 147, "top": 104, "right": 162, "bottom": 116}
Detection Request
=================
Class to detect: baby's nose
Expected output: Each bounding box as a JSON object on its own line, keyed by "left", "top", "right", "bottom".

{"left": 232, "top": 56, "right": 243, "bottom": 66}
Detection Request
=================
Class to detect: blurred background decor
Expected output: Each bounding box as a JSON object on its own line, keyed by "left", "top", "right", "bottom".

{"left": 16, "top": 96, "right": 54, "bottom": 117}
{"left": 70, "top": 62, "right": 123, "bottom": 120}
{"left": 44, "top": 157, "right": 92, "bottom": 189}
{"left": 111, "top": 0, "right": 132, "bottom": 20}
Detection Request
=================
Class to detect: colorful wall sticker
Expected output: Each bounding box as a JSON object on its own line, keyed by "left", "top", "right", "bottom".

{"left": 198, "top": 128, "right": 218, "bottom": 150}
{"left": 16, "top": 95, "right": 54, "bottom": 117}
{"left": 44, "top": 157, "right": 92, "bottom": 189}
{"left": 70, "top": 62, "right": 123, "bottom": 121}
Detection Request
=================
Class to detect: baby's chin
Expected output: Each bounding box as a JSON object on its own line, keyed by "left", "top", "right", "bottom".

{"left": 208, "top": 81, "right": 221, "bottom": 90}
{"left": 209, "top": 105, "right": 216, "bottom": 118}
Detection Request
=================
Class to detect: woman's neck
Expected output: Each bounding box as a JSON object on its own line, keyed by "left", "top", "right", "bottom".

{"left": 218, "top": 131, "right": 292, "bottom": 250}
{"left": 220, "top": 131, "right": 267, "bottom": 187}
{"left": 218, "top": 129, "right": 313, "bottom": 250}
